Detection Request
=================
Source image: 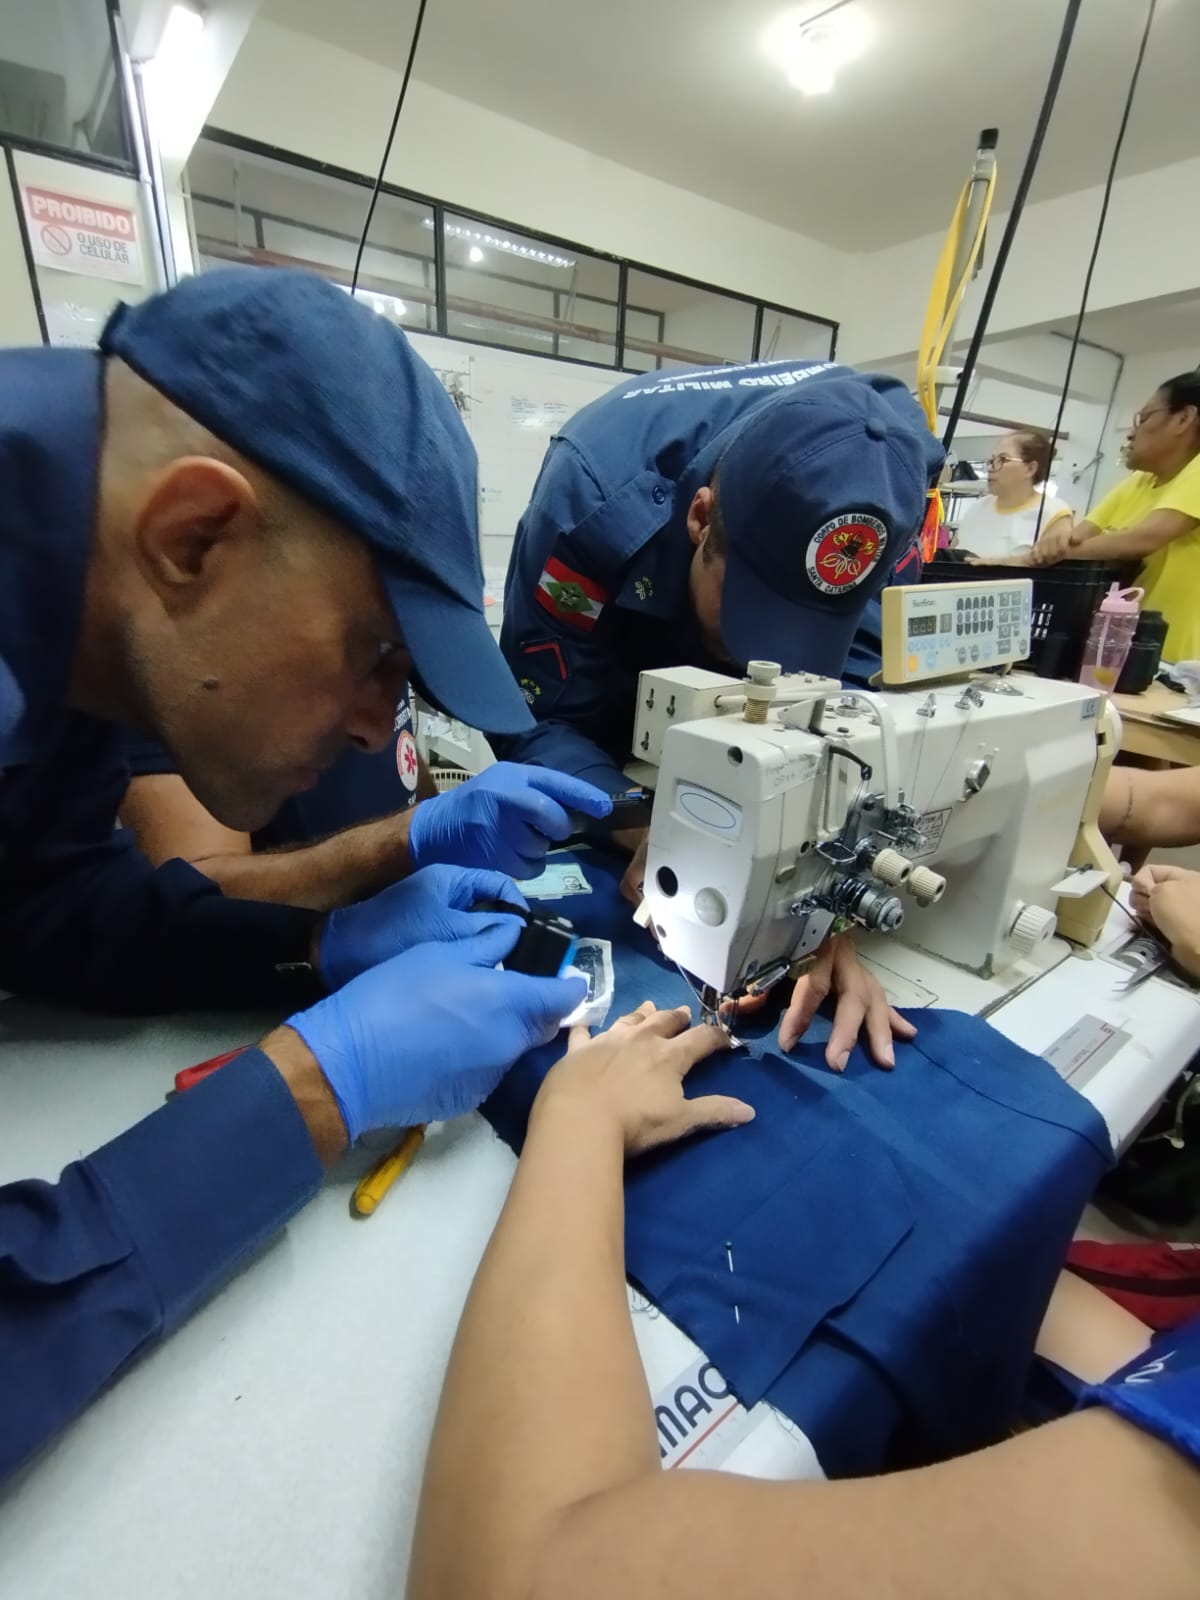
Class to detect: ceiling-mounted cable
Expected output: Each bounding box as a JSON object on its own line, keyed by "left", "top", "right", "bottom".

{"left": 1037, "top": 0, "right": 1158, "bottom": 538}
{"left": 350, "top": 0, "right": 431, "bottom": 297}
{"left": 941, "top": 0, "right": 1082, "bottom": 450}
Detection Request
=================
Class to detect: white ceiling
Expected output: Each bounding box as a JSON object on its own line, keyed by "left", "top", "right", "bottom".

{"left": 262, "top": 0, "right": 1200, "bottom": 252}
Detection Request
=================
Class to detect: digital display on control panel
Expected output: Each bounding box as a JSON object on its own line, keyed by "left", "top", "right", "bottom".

{"left": 908, "top": 615, "right": 937, "bottom": 638}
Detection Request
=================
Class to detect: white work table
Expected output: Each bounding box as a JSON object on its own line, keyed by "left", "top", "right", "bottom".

{"left": 0, "top": 906, "right": 1197, "bottom": 1598}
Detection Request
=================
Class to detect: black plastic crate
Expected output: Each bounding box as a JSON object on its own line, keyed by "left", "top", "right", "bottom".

{"left": 922, "top": 555, "right": 1137, "bottom": 680}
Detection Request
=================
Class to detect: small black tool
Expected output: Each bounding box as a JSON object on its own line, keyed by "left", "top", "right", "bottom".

{"left": 472, "top": 900, "right": 579, "bottom": 978}
{"left": 567, "top": 787, "right": 654, "bottom": 842}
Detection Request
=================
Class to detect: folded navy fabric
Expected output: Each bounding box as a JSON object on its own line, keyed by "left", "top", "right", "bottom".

{"left": 484, "top": 848, "right": 1112, "bottom": 1474}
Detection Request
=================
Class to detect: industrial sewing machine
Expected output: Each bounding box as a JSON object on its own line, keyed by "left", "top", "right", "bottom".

{"left": 631, "top": 579, "right": 1123, "bottom": 1020}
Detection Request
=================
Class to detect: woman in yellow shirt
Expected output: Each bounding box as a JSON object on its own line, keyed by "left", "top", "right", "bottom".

{"left": 1028, "top": 371, "right": 1200, "bottom": 661}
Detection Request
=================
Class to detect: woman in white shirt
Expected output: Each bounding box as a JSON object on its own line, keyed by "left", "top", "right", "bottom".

{"left": 956, "top": 429, "right": 1073, "bottom": 559}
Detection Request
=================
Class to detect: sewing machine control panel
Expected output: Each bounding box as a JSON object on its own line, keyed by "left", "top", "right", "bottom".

{"left": 880, "top": 580, "right": 1033, "bottom": 685}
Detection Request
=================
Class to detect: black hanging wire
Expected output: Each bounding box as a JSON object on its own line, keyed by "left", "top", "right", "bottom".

{"left": 1035, "top": 0, "right": 1158, "bottom": 539}
{"left": 350, "top": 0, "right": 431, "bottom": 297}
{"left": 941, "top": 0, "right": 1082, "bottom": 449}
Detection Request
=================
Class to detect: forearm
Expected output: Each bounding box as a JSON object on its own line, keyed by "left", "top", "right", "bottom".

{"left": 191, "top": 810, "right": 419, "bottom": 912}
{"left": 407, "top": 1096, "right": 657, "bottom": 1600}
{"left": 1102, "top": 767, "right": 1200, "bottom": 850}
{"left": 1068, "top": 526, "right": 1162, "bottom": 560}
{"left": 0, "top": 853, "right": 321, "bottom": 1014}
{"left": 527, "top": 1410, "right": 1200, "bottom": 1600}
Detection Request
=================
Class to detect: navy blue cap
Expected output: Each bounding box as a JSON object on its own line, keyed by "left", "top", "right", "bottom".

{"left": 100, "top": 267, "right": 532, "bottom": 734}
{"left": 717, "top": 376, "right": 944, "bottom": 677}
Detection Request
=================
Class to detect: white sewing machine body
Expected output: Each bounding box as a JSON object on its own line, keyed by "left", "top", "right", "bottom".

{"left": 634, "top": 628, "right": 1117, "bottom": 1007}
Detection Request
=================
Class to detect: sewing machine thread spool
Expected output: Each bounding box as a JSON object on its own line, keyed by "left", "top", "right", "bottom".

{"left": 871, "top": 848, "right": 912, "bottom": 888}
{"left": 907, "top": 866, "right": 946, "bottom": 906}
{"left": 742, "top": 660, "right": 781, "bottom": 725}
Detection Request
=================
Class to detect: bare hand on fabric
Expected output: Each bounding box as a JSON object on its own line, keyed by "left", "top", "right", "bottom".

{"left": 723, "top": 933, "right": 916, "bottom": 1071}
{"left": 533, "top": 1001, "right": 754, "bottom": 1157}
{"left": 1130, "top": 862, "right": 1200, "bottom": 978}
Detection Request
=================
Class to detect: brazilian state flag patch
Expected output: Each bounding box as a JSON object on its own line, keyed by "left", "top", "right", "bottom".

{"left": 535, "top": 557, "right": 609, "bottom": 631}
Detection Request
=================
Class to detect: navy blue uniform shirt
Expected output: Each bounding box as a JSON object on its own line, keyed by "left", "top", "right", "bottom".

{"left": 496, "top": 360, "right": 921, "bottom": 790}
{"left": 0, "top": 348, "right": 327, "bottom": 1481}
{"left": 125, "top": 687, "right": 422, "bottom": 846}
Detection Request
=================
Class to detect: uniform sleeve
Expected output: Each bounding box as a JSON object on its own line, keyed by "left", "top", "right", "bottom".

{"left": 1, "top": 1048, "right": 323, "bottom": 1482}
{"left": 0, "top": 717, "right": 321, "bottom": 1014}
{"left": 494, "top": 444, "right": 636, "bottom": 793}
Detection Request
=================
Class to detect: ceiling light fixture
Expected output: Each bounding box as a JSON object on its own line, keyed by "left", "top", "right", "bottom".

{"left": 424, "top": 218, "right": 575, "bottom": 270}
{"left": 468, "top": 245, "right": 485, "bottom": 264}
{"left": 764, "top": 2, "right": 871, "bottom": 97}
{"left": 157, "top": 1, "right": 206, "bottom": 65}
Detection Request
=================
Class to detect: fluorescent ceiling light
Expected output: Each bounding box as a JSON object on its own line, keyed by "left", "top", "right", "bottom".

{"left": 158, "top": 1, "right": 205, "bottom": 65}
{"left": 424, "top": 217, "right": 575, "bottom": 270}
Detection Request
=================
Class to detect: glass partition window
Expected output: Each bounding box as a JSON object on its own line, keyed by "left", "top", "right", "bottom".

{"left": 442, "top": 213, "right": 620, "bottom": 363}
{"left": 187, "top": 140, "right": 435, "bottom": 332}
{"left": 0, "top": 0, "right": 130, "bottom": 164}
{"left": 184, "top": 134, "right": 837, "bottom": 371}
{"left": 758, "top": 306, "right": 836, "bottom": 363}
{"left": 623, "top": 270, "right": 756, "bottom": 372}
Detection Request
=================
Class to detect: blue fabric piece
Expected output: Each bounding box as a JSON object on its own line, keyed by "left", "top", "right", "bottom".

{"left": 484, "top": 849, "right": 1113, "bottom": 1475}
{"left": 0, "top": 348, "right": 321, "bottom": 1014}
{"left": 495, "top": 360, "right": 943, "bottom": 787}
{"left": 125, "top": 685, "right": 421, "bottom": 848}
{"left": 1080, "top": 1315, "right": 1200, "bottom": 1470}
{"left": 102, "top": 270, "right": 530, "bottom": 735}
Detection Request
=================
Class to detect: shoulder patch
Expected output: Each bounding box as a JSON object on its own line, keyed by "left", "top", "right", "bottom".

{"left": 535, "top": 557, "right": 610, "bottom": 631}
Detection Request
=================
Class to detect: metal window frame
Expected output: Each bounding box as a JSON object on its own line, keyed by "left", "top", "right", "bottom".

{"left": 0, "top": 1, "right": 139, "bottom": 173}
{"left": 196, "top": 127, "right": 839, "bottom": 372}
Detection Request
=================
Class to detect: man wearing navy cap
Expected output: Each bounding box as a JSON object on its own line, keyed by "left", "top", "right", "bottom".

{"left": 499, "top": 358, "right": 942, "bottom": 793}
{"left": 0, "top": 268, "right": 606, "bottom": 1480}
{"left": 497, "top": 357, "right": 943, "bottom": 1062}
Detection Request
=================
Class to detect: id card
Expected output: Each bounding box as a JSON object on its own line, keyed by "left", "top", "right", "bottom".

{"left": 517, "top": 855, "right": 593, "bottom": 900}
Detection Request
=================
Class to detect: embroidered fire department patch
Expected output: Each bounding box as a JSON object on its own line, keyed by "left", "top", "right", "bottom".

{"left": 805, "top": 514, "right": 888, "bottom": 595}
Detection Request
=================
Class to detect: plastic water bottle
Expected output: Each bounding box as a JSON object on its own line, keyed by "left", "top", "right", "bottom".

{"left": 1078, "top": 583, "right": 1144, "bottom": 691}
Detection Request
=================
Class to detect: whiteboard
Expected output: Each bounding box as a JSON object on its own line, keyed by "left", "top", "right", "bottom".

{"left": 406, "top": 331, "right": 621, "bottom": 637}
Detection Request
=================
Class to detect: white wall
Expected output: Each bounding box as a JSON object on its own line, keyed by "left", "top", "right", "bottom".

{"left": 843, "top": 154, "right": 1200, "bottom": 370}
{"left": 210, "top": 19, "right": 848, "bottom": 323}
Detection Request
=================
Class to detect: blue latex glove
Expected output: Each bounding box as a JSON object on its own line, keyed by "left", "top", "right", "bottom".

{"left": 407, "top": 762, "right": 612, "bottom": 878}
{"left": 319, "top": 864, "right": 526, "bottom": 989}
{"left": 288, "top": 923, "right": 586, "bottom": 1140}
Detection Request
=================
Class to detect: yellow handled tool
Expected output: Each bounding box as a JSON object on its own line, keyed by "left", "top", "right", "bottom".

{"left": 351, "top": 1125, "right": 426, "bottom": 1218}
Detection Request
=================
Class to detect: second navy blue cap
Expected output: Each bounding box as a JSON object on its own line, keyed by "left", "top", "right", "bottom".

{"left": 717, "top": 374, "right": 944, "bottom": 678}
{"left": 100, "top": 267, "right": 532, "bottom": 734}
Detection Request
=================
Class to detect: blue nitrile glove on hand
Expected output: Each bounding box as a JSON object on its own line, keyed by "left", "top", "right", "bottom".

{"left": 318, "top": 864, "right": 526, "bottom": 990}
{"left": 407, "top": 762, "right": 612, "bottom": 878}
{"left": 288, "top": 923, "right": 585, "bottom": 1140}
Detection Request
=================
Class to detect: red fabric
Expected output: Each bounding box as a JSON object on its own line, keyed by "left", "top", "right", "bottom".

{"left": 1067, "top": 1240, "right": 1200, "bottom": 1331}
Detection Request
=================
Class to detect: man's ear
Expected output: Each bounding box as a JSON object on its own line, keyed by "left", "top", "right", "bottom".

{"left": 687, "top": 485, "right": 714, "bottom": 548}
{"left": 132, "top": 458, "right": 261, "bottom": 610}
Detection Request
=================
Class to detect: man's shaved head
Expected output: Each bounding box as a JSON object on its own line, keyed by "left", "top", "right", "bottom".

{"left": 73, "top": 360, "right": 410, "bottom": 831}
